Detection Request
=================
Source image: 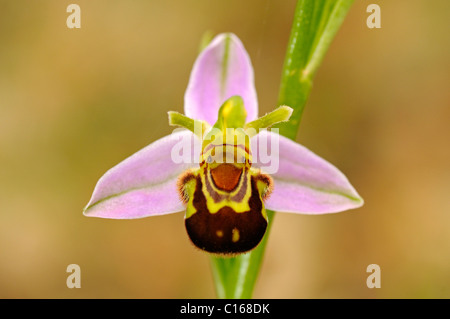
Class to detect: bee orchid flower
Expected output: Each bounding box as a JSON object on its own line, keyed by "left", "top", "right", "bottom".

{"left": 84, "top": 33, "right": 363, "bottom": 255}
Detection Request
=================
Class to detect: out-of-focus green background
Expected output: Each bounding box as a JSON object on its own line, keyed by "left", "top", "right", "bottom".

{"left": 0, "top": 0, "right": 449, "bottom": 298}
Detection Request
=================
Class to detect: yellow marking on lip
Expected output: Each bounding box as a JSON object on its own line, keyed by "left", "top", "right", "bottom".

{"left": 216, "top": 230, "right": 224, "bottom": 238}
{"left": 202, "top": 168, "right": 251, "bottom": 214}
{"left": 232, "top": 228, "right": 240, "bottom": 242}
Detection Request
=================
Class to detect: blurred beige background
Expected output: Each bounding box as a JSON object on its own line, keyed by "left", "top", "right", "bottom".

{"left": 0, "top": 0, "right": 449, "bottom": 298}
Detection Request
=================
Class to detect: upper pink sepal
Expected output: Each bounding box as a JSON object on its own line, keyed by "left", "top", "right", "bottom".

{"left": 184, "top": 33, "right": 258, "bottom": 125}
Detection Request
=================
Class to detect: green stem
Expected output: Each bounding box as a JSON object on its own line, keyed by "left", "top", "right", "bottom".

{"left": 277, "top": 0, "right": 354, "bottom": 139}
{"left": 209, "top": 0, "right": 354, "bottom": 299}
